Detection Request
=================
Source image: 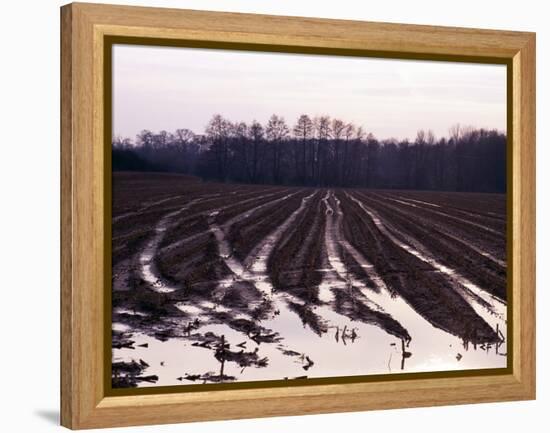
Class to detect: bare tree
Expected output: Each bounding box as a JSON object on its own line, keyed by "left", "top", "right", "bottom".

{"left": 205, "top": 114, "right": 232, "bottom": 181}
{"left": 174, "top": 128, "right": 195, "bottom": 148}
{"left": 331, "top": 118, "right": 346, "bottom": 185}
{"left": 313, "top": 116, "right": 331, "bottom": 186}
{"left": 348, "top": 126, "right": 365, "bottom": 186}
{"left": 266, "top": 115, "right": 289, "bottom": 183}
{"left": 233, "top": 121, "right": 252, "bottom": 182}
{"left": 136, "top": 130, "right": 154, "bottom": 149}
{"left": 173, "top": 128, "right": 196, "bottom": 172}
{"left": 112, "top": 135, "right": 132, "bottom": 149}
{"left": 365, "top": 133, "right": 379, "bottom": 187}
{"left": 248, "top": 120, "right": 264, "bottom": 183}
{"left": 293, "top": 114, "right": 313, "bottom": 184}
{"left": 341, "top": 123, "right": 356, "bottom": 186}
{"left": 116, "top": 115, "right": 506, "bottom": 193}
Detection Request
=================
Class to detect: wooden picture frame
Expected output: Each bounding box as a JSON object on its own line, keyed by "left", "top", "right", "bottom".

{"left": 60, "top": 2, "right": 535, "bottom": 429}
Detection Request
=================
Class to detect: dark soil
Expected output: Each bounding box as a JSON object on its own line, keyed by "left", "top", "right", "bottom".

{"left": 338, "top": 191, "right": 500, "bottom": 344}
{"left": 111, "top": 173, "right": 507, "bottom": 388}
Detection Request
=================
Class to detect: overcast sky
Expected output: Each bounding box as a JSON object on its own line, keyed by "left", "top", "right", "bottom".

{"left": 113, "top": 44, "right": 506, "bottom": 142}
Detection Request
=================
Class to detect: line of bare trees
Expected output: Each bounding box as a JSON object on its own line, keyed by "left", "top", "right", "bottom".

{"left": 112, "top": 114, "right": 506, "bottom": 193}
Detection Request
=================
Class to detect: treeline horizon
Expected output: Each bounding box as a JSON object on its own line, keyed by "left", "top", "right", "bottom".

{"left": 113, "top": 114, "right": 507, "bottom": 193}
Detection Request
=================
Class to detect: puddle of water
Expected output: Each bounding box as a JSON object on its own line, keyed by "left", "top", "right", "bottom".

{"left": 139, "top": 198, "right": 203, "bottom": 293}
{"left": 397, "top": 194, "right": 505, "bottom": 221}
{"left": 210, "top": 190, "right": 313, "bottom": 302}
{"left": 113, "top": 193, "right": 223, "bottom": 224}
{"left": 317, "top": 280, "right": 336, "bottom": 303}
{"left": 114, "top": 297, "right": 506, "bottom": 388}
{"left": 175, "top": 304, "right": 204, "bottom": 316}
{"left": 385, "top": 196, "right": 421, "bottom": 208}
{"left": 159, "top": 189, "right": 286, "bottom": 253}
{"left": 389, "top": 194, "right": 500, "bottom": 235}
{"left": 115, "top": 188, "right": 507, "bottom": 389}
{"left": 375, "top": 194, "right": 505, "bottom": 267}
{"left": 113, "top": 326, "right": 239, "bottom": 387}
{"left": 114, "top": 308, "right": 147, "bottom": 317}
{"left": 314, "top": 191, "right": 505, "bottom": 374}
{"left": 198, "top": 301, "right": 231, "bottom": 313}
{"left": 322, "top": 191, "right": 347, "bottom": 277}
{"left": 112, "top": 322, "right": 131, "bottom": 332}
{"left": 139, "top": 190, "right": 293, "bottom": 295}
{"left": 322, "top": 191, "right": 385, "bottom": 310}
{"left": 249, "top": 191, "right": 318, "bottom": 301}
{"left": 347, "top": 193, "right": 507, "bottom": 333}
{"left": 397, "top": 196, "right": 441, "bottom": 208}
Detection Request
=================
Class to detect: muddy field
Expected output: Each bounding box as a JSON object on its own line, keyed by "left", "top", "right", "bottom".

{"left": 111, "top": 172, "right": 507, "bottom": 388}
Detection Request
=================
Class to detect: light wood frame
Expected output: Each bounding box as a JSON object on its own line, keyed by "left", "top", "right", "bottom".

{"left": 61, "top": 2, "right": 536, "bottom": 429}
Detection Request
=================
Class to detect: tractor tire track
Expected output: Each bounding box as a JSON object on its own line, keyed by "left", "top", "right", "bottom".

{"left": 361, "top": 192, "right": 507, "bottom": 296}
{"left": 347, "top": 192, "right": 506, "bottom": 333}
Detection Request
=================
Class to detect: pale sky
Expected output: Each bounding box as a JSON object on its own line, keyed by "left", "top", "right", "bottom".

{"left": 112, "top": 44, "right": 507, "bottom": 142}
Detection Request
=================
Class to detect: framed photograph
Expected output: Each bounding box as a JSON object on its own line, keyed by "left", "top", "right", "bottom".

{"left": 61, "top": 3, "right": 536, "bottom": 429}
